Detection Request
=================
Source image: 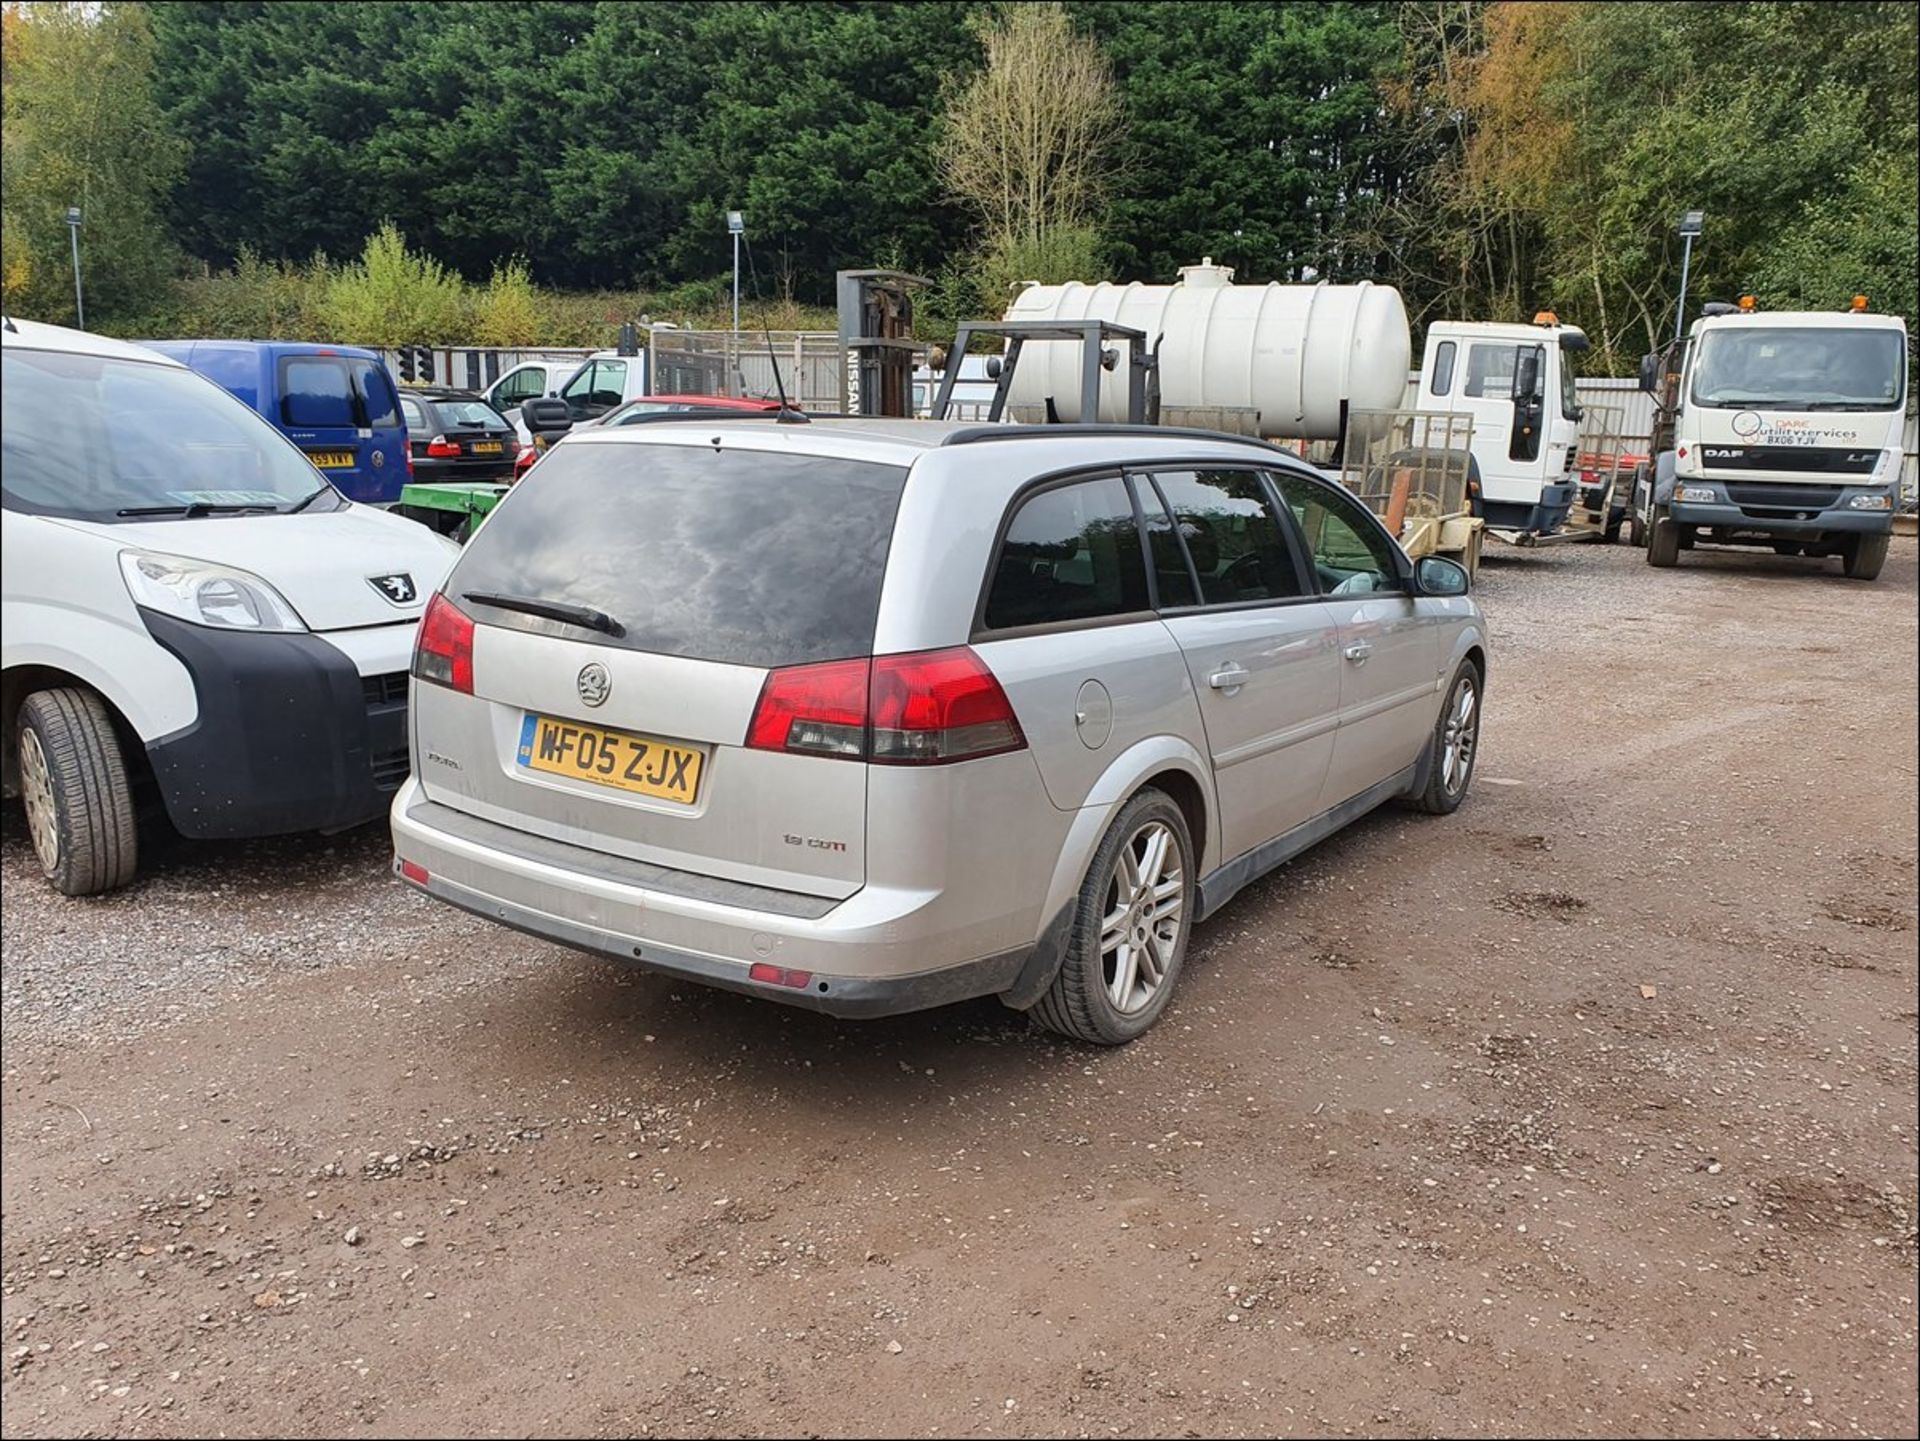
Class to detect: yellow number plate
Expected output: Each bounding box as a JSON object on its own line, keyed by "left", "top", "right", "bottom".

{"left": 307, "top": 449, "right": 357, "bottom": 468}
{"left": 515, "top": 714, "right": 703, "bottom": 804}
{"left": 471, "top": 440, "right": 504, "bottom": 455}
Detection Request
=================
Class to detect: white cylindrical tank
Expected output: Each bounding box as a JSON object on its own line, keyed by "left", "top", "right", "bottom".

{"left": 1001, "top": 258, "right": 1410, "bottom": 440}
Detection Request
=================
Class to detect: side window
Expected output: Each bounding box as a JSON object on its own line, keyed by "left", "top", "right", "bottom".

{"left": 351, "top": 361, "right": 400, "bottom": 428}
{"left": 280, "top": 358, "right": 356, "bottom": 427}
{"left": 398, "top": 395, "right": 427, "bottom": 433}
{"left": 1148, "top": 469, "right": 1307, "bottom": 605}
{"left": 1462, "top": 343, "right": 1519, "bottom": 399}
{"left": 587, "top": 360, "right": 627, "bottom": 410}
{"left": 1428, "top": 340, "right": 1456, "bottom": 395}
{"left": 1272, "top": 472, "right": 1401, "bottom": 595}
{"left": 496, "top": 366, "right": 543, "bottom": 408}
{"left": 983, "top": 477, "right": 1149, "bottom": 631}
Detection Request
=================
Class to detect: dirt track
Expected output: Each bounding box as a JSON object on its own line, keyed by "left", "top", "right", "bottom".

{"left": 3, "top": 538, "right": 1916, "bottom": 1439}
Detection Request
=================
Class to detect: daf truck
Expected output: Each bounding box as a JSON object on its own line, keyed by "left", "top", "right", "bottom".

{"left": 1632, "top": 297, "right": 1907, "bottom": 580}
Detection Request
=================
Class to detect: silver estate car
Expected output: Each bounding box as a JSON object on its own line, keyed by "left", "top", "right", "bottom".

{"left": 391, "top": 419, "right": 1487, "bottom": 1043}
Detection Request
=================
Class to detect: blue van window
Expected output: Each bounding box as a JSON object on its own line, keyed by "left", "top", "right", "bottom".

{"left": 281, "top": 358, "right": 356, "bottom": 427}
{"left": 352, "top": 360, "right": 400, "bottom": 428}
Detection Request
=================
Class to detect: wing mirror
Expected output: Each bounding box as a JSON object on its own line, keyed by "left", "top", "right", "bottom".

{"left": 520, "top": 397, "right": 574, "bottom": 439}
{"left": 1637, "top": 352, "right": 1659, "bottom": 393}
{"left": 1513, "top": 348, "right": 1542, "bottom": 402}
{"left": 1415, "top": 555, "right": 1471, "bottom": 596}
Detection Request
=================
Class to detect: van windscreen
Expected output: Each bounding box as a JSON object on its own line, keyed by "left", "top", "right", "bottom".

{"left": 448, "top": 440, "right": 907, "bottom": 668}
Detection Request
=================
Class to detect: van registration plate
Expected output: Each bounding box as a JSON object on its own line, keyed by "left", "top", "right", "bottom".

{"left": 516, "top": 714, "right": 703, "bottom": 805}
{"left": 307, "top": 449, "right": 357, "bottom": 469}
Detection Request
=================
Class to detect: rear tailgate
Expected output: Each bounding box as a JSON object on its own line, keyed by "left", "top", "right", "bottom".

{"left": 415, "top": 629, "right": 866, "bottom": 898}
{"left": 413, "top": 436, "right": 907, "bottom": 901}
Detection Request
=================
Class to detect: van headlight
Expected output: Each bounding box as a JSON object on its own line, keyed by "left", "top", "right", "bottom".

{"left": 120, "top": 551, "right": 307, "bottom": 632}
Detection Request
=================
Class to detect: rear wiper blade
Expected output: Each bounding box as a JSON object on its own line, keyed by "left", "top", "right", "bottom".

{"left": 116, "top": 502, "right": 272, "bottom": 517}
{"left": 462, "top": 590, "right": 626, "bottom": 638}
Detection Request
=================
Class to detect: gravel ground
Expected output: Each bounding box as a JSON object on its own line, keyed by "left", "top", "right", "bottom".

{"left": 2, "top": 536, "right": 1916, "bottom": 1439}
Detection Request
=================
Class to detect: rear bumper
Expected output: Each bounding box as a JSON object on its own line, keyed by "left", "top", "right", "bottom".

{"left": 388, "top": 784, "right": 1041, "bottom": 1018}
{"left": 141, "top": 610, "right": 411, "bottom": 838}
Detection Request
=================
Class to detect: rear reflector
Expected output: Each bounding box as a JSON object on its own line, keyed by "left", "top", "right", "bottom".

{"left": 749, "top": 963, "right": 815, "bottom": 989}
{"left": 413, "top": 592, "right": 474, "bottom": 694}
{"left": 398, "top": 859, "right": 430, "bottom": 885}
{"left": 745, "top": 647, "right": 1024, "bottom": 766}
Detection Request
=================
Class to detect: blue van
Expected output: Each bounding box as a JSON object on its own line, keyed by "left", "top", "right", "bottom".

{"left": 143, "top": 341, "right": 408, "bottom": 504}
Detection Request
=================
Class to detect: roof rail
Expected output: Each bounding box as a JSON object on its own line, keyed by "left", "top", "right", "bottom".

{"left": 939, "top": 423, "right": 1291, "bottom": 453}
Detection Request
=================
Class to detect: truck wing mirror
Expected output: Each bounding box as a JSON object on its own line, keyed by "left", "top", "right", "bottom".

{"left": 1513, "top": 349, "right": 1542, "bottom": 401}
{"left": 1637, "top": 353, "right": 1659, "bottom": 393}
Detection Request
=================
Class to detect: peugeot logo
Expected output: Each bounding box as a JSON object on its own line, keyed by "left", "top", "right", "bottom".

{"left": 577, "top": 663, "right": 611, "bottom": 708}
{"left": 368, "top": 573, "right": 416, "bottom": 605}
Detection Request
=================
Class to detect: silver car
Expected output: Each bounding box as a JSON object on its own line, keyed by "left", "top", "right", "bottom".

{"left": 391, "top": 420, "right": 1486, "bottom": 1043}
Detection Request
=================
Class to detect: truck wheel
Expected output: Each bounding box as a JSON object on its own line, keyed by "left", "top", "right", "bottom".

{"left": 1604, "top": 509, "right": 1625, "bottom": 544}
{"left": 16, "top": 688, "right": 139, "bottom": 896}
{"left": 1646, "top": 506, "right": 1680, "bottom": 567}
{"left": 1842, "top": 532, "right": 1889, "bottom": 581}
{"left": 1627, "top": 508, "right": 1645, "bottom": 547}
{"left": 1031, "top": 788, "right": 1194, "bottom": 1045}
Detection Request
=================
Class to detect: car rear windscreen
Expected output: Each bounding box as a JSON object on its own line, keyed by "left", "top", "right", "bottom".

{"left": 449, "top": 440, "right": 908, "bottom": 668}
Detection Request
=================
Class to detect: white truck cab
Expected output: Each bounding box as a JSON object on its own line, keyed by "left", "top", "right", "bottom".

{"left": 486, "top": 350, "right": 656, "bottom": 445}
{"left": 1637, "top": 299, "right": 1906, "bottom": 579}
{"left": 1415, "top": 315, "right": 1588, "bottom": 537}
{"left": 2, "top": 318, "right": 458, "bottom": 894}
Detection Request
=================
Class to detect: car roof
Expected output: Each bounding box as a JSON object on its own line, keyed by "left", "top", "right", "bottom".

{"left": 2, "top": 317, "right": 190, "bottom": 367}
{"left": 405, "top": 387, "right": 492, "bottom": 402}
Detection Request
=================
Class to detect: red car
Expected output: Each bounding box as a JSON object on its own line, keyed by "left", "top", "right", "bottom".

{"left": 513, "top": 394, "right": 790, "bottom": 480}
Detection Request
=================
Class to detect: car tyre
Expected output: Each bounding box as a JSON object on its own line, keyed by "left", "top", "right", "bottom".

{"left": 1842, "top": 532, "right": 1889, "bottom": 581}
{"left": 1646, "top": 505, "right": 1680, "bottom": 567}
{"left": 1031, "top": 788, "right": 1195, "bottom": 1045}
{"left": 16, "top": 688, "right": 138, "bottom": 897}
{"left": 1408, "top": 660, "right": 1483, "bottom": 816}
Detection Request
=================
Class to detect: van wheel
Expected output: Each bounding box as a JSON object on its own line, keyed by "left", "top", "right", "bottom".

{"left": 1031, "top": 788, "right": 1194, "bottom": 1045}
{"left": 1842, "top": 532, "right": 1889, "bottom": 580}
{"left": 16, "top": 688, "right": 139, "bottom": 896}
{"left": 1646, "top": 506, "right": 1680, "bottom": 567}
{"left": 1408, "top": 661, "right": 1482, "bottom": 815}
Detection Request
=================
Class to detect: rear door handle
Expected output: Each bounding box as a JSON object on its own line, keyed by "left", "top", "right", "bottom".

{"left": 1343, "top": 642, "right": 1373, "bottom": 665}
{"left": 1208, "top": 664, "right": 1251, "bottom": 691}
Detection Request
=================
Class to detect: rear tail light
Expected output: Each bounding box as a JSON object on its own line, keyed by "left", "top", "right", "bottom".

{"left": 869, "top": 648, "right": 1025, "bottom": 763}
{"left": 745, "top": 647, "right": 1024, "bottom": 766}
{"left": 413, "top": 592, "right": 474, "bottom": 693}
{"left": 425, "top": 436, "right": 462, "bottom": 459}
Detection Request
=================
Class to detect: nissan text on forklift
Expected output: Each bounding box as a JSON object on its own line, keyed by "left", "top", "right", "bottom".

{"left": 1631, "top": 294, "right": 1908, "bottom": 580}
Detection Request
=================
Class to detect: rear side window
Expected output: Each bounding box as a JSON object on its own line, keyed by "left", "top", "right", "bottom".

{"left": 1148, "top": 470, "right": 1308, "bottom": 604}
{"left": 398, "top": 395, "right": 429, "bottom": 432}
{"left": 1463, "top": 343, "right": 1518, "bottom": 398}
{"left": 1429, "top": 340, "right": 1456, "bottom": 395}
{"left": 450, "top": 442, "right": 906, "bottom": 668}
{"left": 352, "top": 360, "right": 400, "bottom": 428}
{"left": 983, "top": 477, "right": 1148, "bottom": 631}
{"left": 281, "top": 358, "right": 356, "bottom": 427}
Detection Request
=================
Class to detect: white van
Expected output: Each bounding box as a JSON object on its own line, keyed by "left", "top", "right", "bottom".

{"left": 2, "top": 318, "right": 458, "bottom": 895}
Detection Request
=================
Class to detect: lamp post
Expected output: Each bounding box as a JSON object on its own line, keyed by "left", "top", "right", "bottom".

{"left": 727, "top": 210, "right": 745, "bottom": 334}
{"left": 65, "top": 206, "right": 84, "bottom": 330}
{"left": 1672, "top": 209, "right": 1704, "bottom": 346}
